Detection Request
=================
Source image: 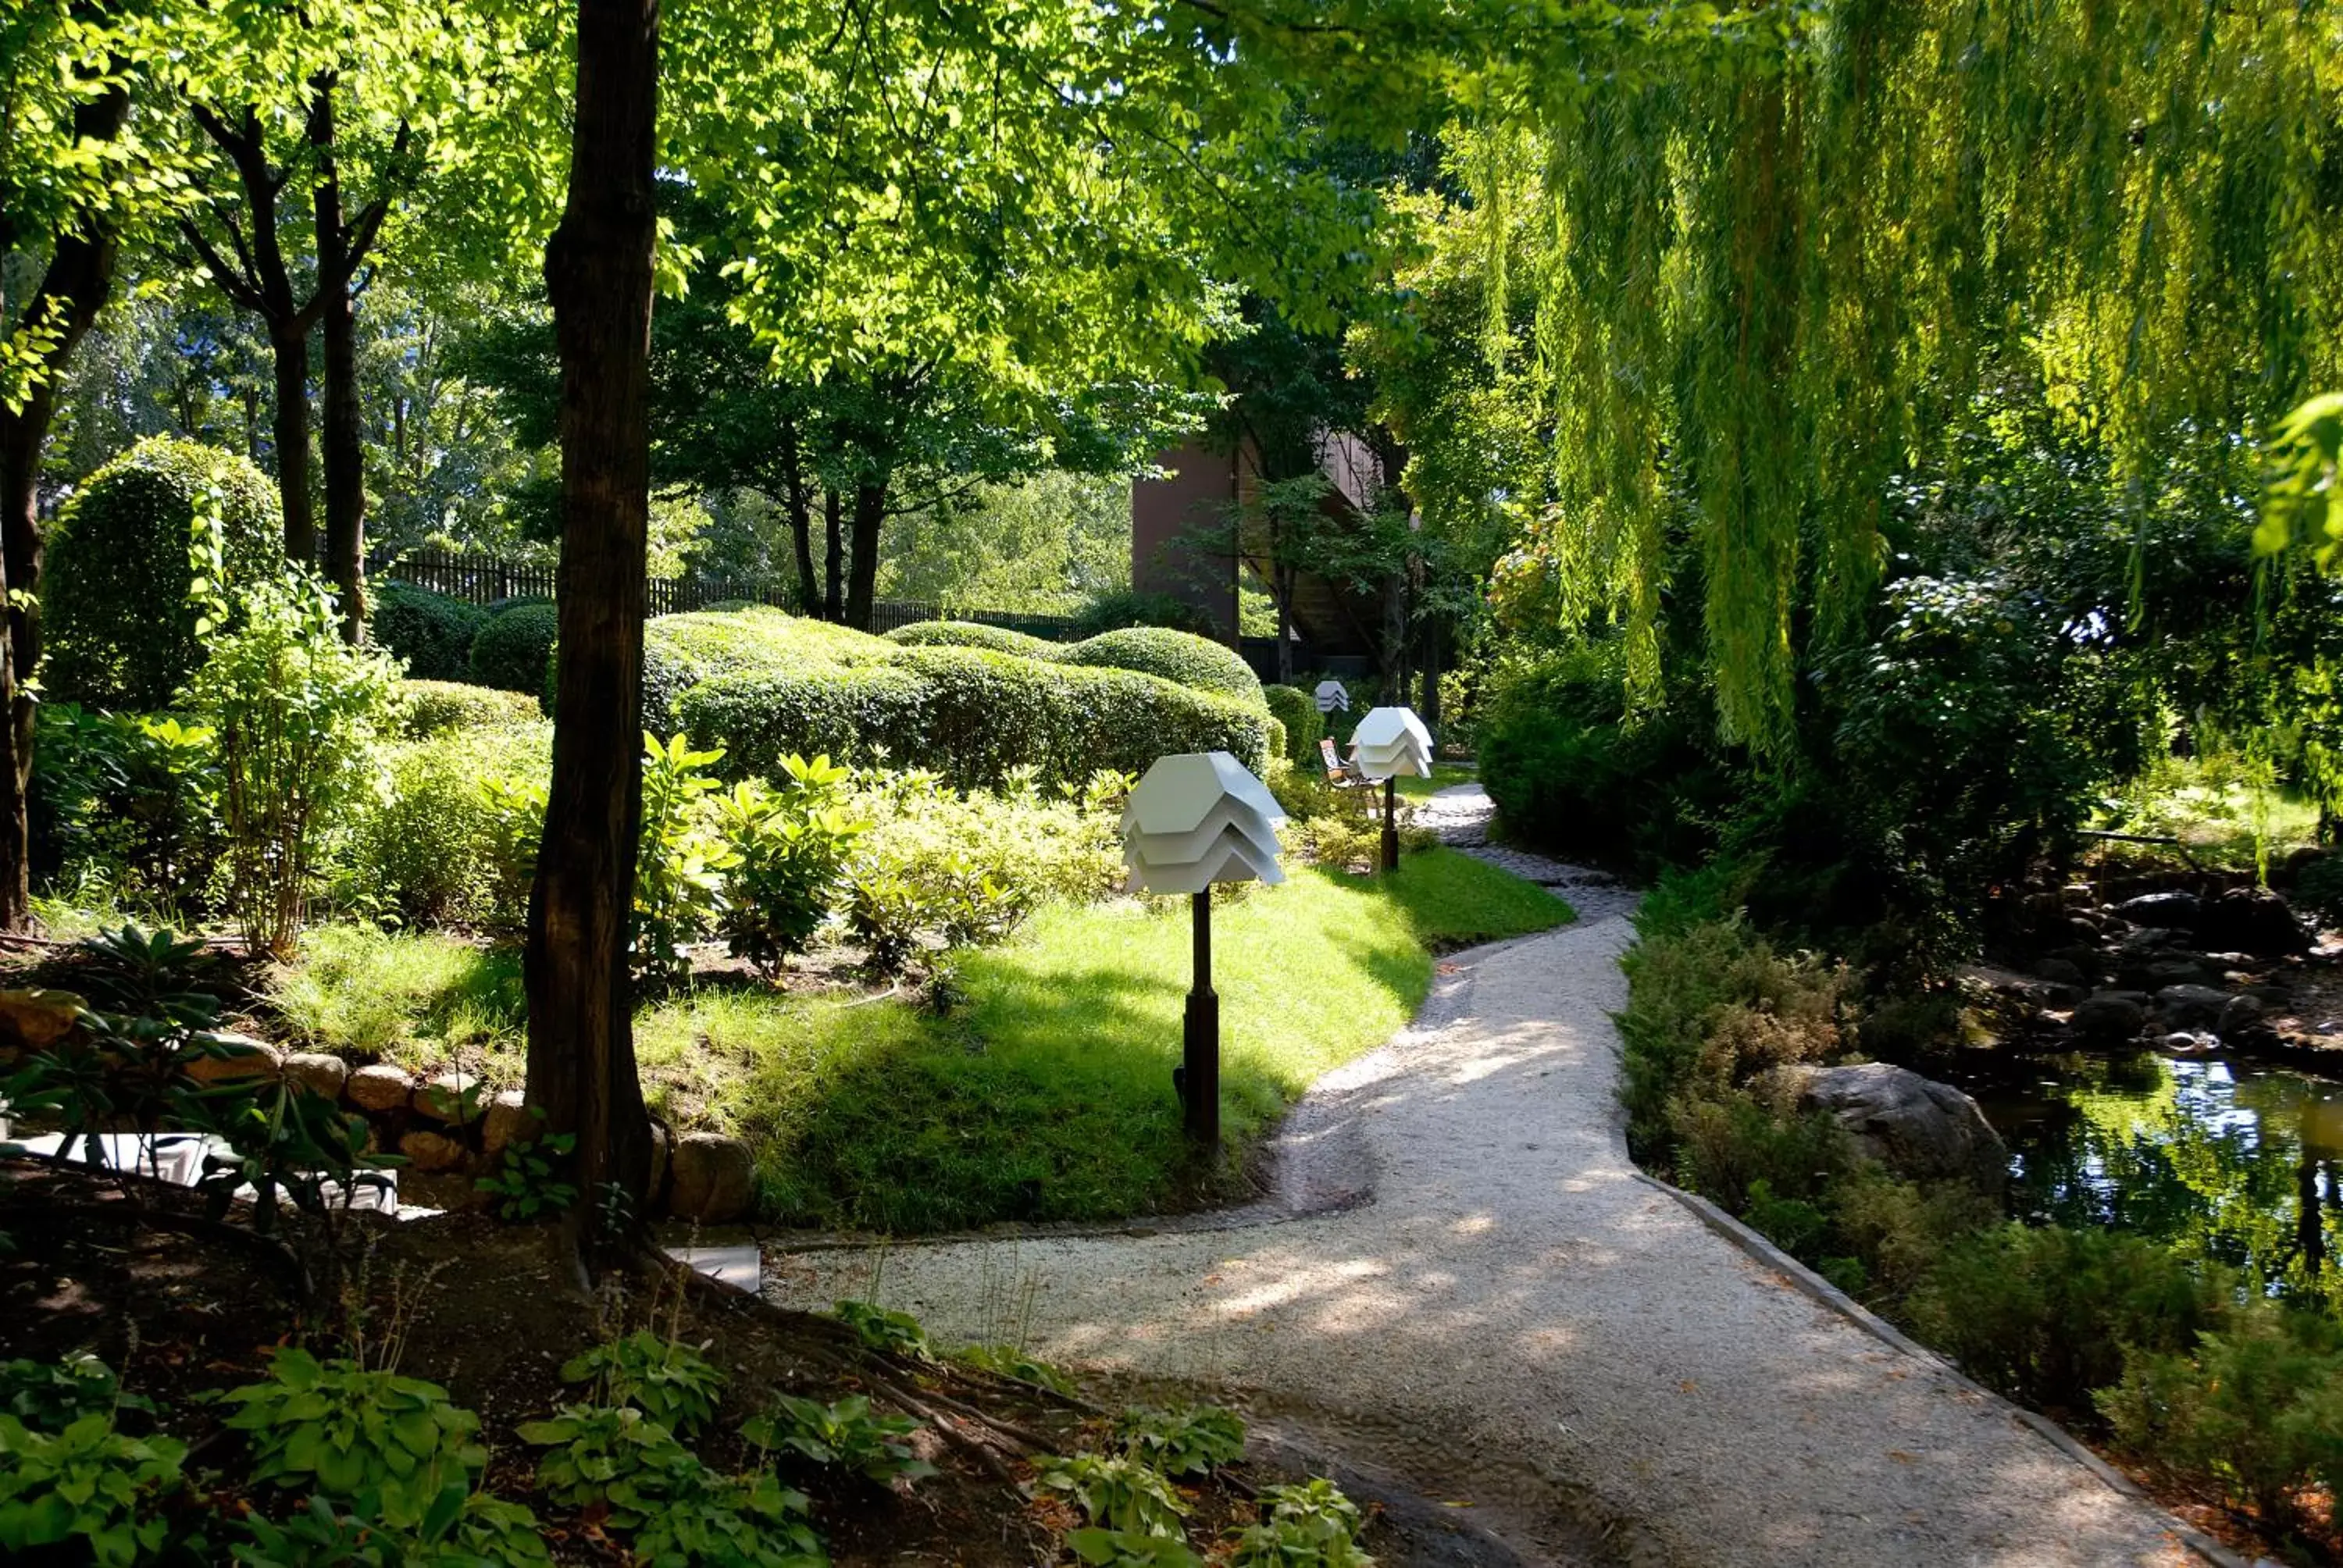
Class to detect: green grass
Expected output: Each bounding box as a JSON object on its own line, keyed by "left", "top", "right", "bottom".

{"left": 1394, "top": 761, "right": 1476, "bottom": 800}
{"left": 258, "top": 849, "right": 1570, "bottom": 1232}
{"left": 647, "top": 848, "right": 1571, "bottom": 1232}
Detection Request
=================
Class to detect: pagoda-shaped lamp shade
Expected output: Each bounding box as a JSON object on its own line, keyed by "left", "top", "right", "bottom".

{"left": 1348, "top": 706, "right": 1434, "bottom": 781}
{"left": 1122, "top": 751, "right": 1288, "bottom": 1147}
{"left": 1122, "top": 751, "right": 1288, "bottom": 895}
{"left": 1313, "top": 678, "right": 1351, "bottom": 716}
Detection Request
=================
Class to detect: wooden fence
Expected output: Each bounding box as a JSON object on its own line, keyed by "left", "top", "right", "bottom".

{"left": 372, "top": 547, "right": 1075, "bottom": 640}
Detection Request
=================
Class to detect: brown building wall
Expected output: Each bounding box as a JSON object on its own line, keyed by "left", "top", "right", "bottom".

{"left": 1130, "top": 437, "right": 1239, "bottom": 640}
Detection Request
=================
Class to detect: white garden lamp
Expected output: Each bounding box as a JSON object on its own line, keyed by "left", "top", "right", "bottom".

{"left": 1122, "top": 752, "right": 1287, "bottom": 1146}
{"left": 1312, "top": 678, "right": 1350, "bottom": 715}
{"left": 1349, "top": 706, "right": 1433, "bottom": 871}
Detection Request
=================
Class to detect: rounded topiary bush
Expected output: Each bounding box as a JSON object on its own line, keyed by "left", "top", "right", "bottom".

{"left": 43, "top": 435, "right": 284, "bottom": 707}
{"left": 886, "top": 619, "right": 1060, "bottom": 659}
{"left": 468, "top": 602, "right": 560, "bottom": 695}
{"left": 1263, "top": 684, "right": 1323, "bottom": 762}
{"left": 371, "top": 582, "right": 488, "bottom": 682}
{"left": 1058, "top": 626, "right": 1264, "bottom": 708}
{"left": 396, "top": 679, "right": 546, "bottom": 739}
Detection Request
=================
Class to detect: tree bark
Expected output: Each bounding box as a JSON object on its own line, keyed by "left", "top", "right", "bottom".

{"left": 266, "top": 321, "right": 318, "bottom": 565}
{"left": 779, "top": 416, "right": 818, "bottom": 615}
{"left": 312, "top": 77, "right": 367, "bottom": 640}
{"left": 0, "top": 83, "right": 130, "bottom": 930}
{"left": 822, "top": 488, "right": 843, "bottom": 621}
{"left": 526, "top": 0, "right": 660, "bottom": 1243}
{"left": 843, "top": 478, "right": 888, "bottom": 631}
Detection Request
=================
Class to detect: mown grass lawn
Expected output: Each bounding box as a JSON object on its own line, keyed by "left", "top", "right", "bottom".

{"left": 639, "top": 846, "right": 1570, "bottom": 1232}
{"left": 255, "top": 848, "right": 1570, "bottom": 1234}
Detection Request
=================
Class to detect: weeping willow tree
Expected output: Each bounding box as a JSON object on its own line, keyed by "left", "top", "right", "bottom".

{"left": 1400, "top": 1, "right": 2343, "bottom": 754}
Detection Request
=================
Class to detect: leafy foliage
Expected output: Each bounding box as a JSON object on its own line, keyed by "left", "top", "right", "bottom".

{"left": 519, "top": 1404, "right": 823, "bottom": 1563}
{"left": 713, "top": 754, "right": 867, "bottom": 979}
{"left": 474, "top": 1129, "right": 577, "bottom": 1221}
{"left": 741, "top": 1394, "right": 935, "bottom": 1486}
{"left": 828, "top": 1300, "right": 931, "bottom": 1360}
{"left": 0, "top": 1355, "right": 149, "bottom": 1434}
{"left": 394, "top": 679, "right": 543, "bottom": 739}
{"left": 950, "top": 1344, "right": 1077, "bottom": 1396}
{"left": 886, "top": 620, "right": 1060, "bottom": 658}
{"left": 1067, "top": 590, "right": 1214, "bottom": 640}
{"left": 30, "top": 704, "right": 223, "bottom": 912}
{"left": 633, "top": 733, "right": 738, "bottom": 988}
{"left": 372, "top": 585, "right": 491, "bottom": 685}
{"left": 1057, "top": 627, "right": 1265, "bottom": 708}
{"left": 559, "top": 1331, "right": 726, "bottom": 1436}
{"left": 1229, "top": 1477, "right": 1375, "bottom": 1567}
{"left": 42, "top": 434, "right": 283, "bottom": 708}
{"left": 219, "top": 1349, "right": 487, "bottom": 1530}
{"left": 1068, "top": 1530, "right": 1204, "bottom": 1567}
{"left": 187, "top": 567, "right": 401, "bottom": 957}
{"left": 232, "top": 1488, "right": 551, "bottom": 1567}
{"left": 1261, "top": 686, "right": 1322, "bottom": 763}
{"left": 0, "top": 1412, "right": 190, "bottom": 1568}
{"left": 1114, "top": 1405, "right": 1245, "bottom": 1477}
{"left": 1032, "top": 1453, "right": 1189, "bottom": 1541}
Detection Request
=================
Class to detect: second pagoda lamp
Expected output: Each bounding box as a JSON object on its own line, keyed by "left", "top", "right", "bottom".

{"left": 1348, "top": 706, "right": 1433, "bottom": 871}
{"left": 1122, "top": 752, "right": 1287, "bottom": 1146}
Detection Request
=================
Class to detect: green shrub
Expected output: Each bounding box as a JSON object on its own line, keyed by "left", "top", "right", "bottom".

{"left": 680, "top": 647, "right": 1268, "bottom": 792}
{"left": 641, "top": 607, "right": 893, "bottom": 734}
{"left": 741, "top": 1394, "right": 935, "bottom": 1485}
{"left": 0, "top": 1355, "right": 146, "bottom": 1434}
{"left": 1034, "top": 1452, "right": 1189, "bottom": 1540}
{"left": 1068, "top": 588, "right": 1214, "bottom": 640}
{"left": 561, "top": 1331, "right": 726, "bottom": 1435}
{"left": 1229, "top": 1477, "right": 1371, "bottom": 1567}
{"left": 371, "top": 583, "right": 488, "bottom": 683}
{"left": 633, "top": 732, "right": 737, "bottom": 988}
{"left": 829, "top": 1299, "right": 932, "bottom": 1359}
{"left": 1667, "top": 1096, "right": 1851, "bottom": 1218}
{"left": 1059, "top": 626, "right": 1265, "bottom": 708}
{"left": 30, "top": 705, "right": 223, "bottom": 910}
{"left": 1263, "top": 685, "right": 1323, "bottom": 762}
{"left": 189, "top": 569, "right": 401, "bottom": 957}
{"left": 394, "top": 679, "right": 543, "bottom": 739}
{"left": 219, "top": 1348, "right": 486, "bottom": 1530}
{"left": 0, "top": 1411, "right": 188, "bottom": 1567}
{"left": 886, "top": 619, "right": 1059, "bottom": 658}
{"left": 2101, "top": 1303, "right": 2343, "bottom": 1534}
{"left": 1115, "top": 1406, "right": 1245, "bottom": 1477}
{"left": 519, "top": 1403, "right": 822, "bottom": 1563}
{"left": 713, "top": 755, "right": 868, "bottom": 979}
{"left": 43, "top": 434, "right": 282, "bottom": 708}
{"left": 850, "top": 766, "right": 1124, "bottom": 930}
{"left": 1905, "top": 1223, "right": 2229, "bottom": 1417}
{"left": 467, "top": 601, "right": 559, "bottom": 694}
{"left": 348, "top": 722, "right": 551, "bottom": 928}
{"left": 235, "top": 1490, "right": 551, "bottom": 1566}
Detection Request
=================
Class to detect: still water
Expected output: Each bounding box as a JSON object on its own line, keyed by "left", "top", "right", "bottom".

{"left": 1930, "top": 1047, "right": 2343, "bottom": 1305}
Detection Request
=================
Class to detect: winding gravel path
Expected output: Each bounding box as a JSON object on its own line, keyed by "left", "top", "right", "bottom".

{"left": 764, "top": 792, "right": 2206, "bottom": 1567}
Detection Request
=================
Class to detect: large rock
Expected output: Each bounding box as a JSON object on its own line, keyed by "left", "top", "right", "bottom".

{"left": 345, "top": 1064, "right": 415, "bottom": 1111}
{"left": 0, "top": 988, "right": 84, "bottom": 1051}
{"left": 2070, "top": 992, "right": 2149, "bottom": 1043}
{"left": 666, "top": 1133, "right": 754, "bottom": 1223}
{"left": 2195, "top": 887, "right": 2309, "bottom": 957}
{"left": 2032, "top": 957, "right": 2086, "bottom": 986}
{"left": 282, "top": 1052, "right": 349, "bottom": 1100}
{"left": 2117, "top": 890, "right": 2201, "bottom": 926}
{"left": 397, "top": 1129, "right": 469, "bottom": 1173}
{"left": 184, "top": 1033, "right": 282, "bottom": 1084}
{"left": 2154, "top": 984, "right": 2231, "bottom": 1031}
{"left": 412, "top": 1071, "right": 483, "bottom": 1124}
{"left": 1792, "top": 1063, "right": 2009, "bottom": 1190}
{"left": 481, "top": 1089, "right": 536, "bottom": 1154}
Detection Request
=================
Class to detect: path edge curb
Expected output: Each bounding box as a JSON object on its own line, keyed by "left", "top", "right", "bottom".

{"left": 1634, "top": 1171, "right": 2252, "bottom": 1568}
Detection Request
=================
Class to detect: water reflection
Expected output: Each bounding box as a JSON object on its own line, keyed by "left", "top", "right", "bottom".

{"left": 1938, "top": 1048, "right": 2343, "bottom": 1308}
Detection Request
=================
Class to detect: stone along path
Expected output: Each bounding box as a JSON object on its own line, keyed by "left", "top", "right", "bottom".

{"left": 764, "top": 797, "right": 2205, "bottom": 1567}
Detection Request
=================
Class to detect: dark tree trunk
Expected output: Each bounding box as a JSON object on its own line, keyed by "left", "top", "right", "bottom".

{"left": 1273, "top": 561, "right": 1296, "bottom": 686}
{"left": 822, "top": 488, "right": 843, "bottom": 621}
{"left": 0, "top": 84, "right": 130, "bottom": 930}
{"left": 269, "top": 323, "right": 318, "bottom": 565}
{"left": 526, "top": 0, "right": 660, "bottom": 1242}
{"left": 779, "top": 417, "right": 818, "bottom": 615}
{"left": 312, "top": 78, "right": 367, "bottom": 640}
{"left": 843, "top": 478, "right": 887, "bottom": 631}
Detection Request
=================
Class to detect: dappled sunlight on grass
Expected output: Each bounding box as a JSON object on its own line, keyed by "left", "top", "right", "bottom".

{"left": 264, "top": 924, "right": 524, "bottom": 1073}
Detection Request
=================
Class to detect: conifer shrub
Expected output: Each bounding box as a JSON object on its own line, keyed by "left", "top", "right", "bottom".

{"left": 1057, "top": 626, "right": 1264, "bottom": 708}
{"left": 371, "top": 582, "right": 488, "bottom": 682}
{"left": 467, "top": 603, "right": 560, "bottom": 695}
{"left": 43, "top": 436, "right": 283, "bottom": 707}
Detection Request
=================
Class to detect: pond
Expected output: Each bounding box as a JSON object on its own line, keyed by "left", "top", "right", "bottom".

{"left": 1926, "top": 1046, "right": 2343, "bottom": 1311}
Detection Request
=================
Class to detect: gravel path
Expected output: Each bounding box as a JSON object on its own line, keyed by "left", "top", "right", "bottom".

{"left": 765, "top": 800, "right": 2205, "bottom": 1567}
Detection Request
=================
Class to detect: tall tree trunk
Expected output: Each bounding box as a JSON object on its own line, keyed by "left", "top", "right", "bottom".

{"left": 1273, "top": 561, "right": 1296, "bottom": 686}
{"left": 0, "top": 84, "right": 130, "bottom": 931}
{"left": 312, "top": 77, "right": 367, "bottom": 640}
{"left": 779, "top": 416, "right": 818, "bottom": 615}
{"left": 527, "top": 0, "right": 660, "bottom": 1245}
{"left": 269, "top": 322, "right": 317, "bottom": 565}
{"left": 822, "top": 488, "right": 843, "bottom": 622}
{"left": 843, "top": 478, "right": 887, "bottom": 631}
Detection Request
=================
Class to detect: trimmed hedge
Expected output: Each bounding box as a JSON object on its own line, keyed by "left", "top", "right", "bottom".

{"left": 43, "top": 436, "right": 284, "bottom": 707}
{"left": 679, "top": 645, "right": 1269, "bottom": 790}
{"left": 886, "top": 620, "right": 1061, "bottom": 659}
{"left": 1057, "top": 626, "right": 1264, "bottom": 708}
{"left": 1263, "top": 684, "right": 1323, "bottom": 762}
{"left": 373, "top": 583, "right": 488, "bottom": 682}
{"left": 468, "top": 602, "right": 560, "bottom": 695}
{"left": 1068, "top": 587, "right": 1214, "bottom": 639}
{"left": 642, "top": 608, "right": 893, "bottom": 732}
{"left": 397, "top": 679, "right": 544, "bottom": 739}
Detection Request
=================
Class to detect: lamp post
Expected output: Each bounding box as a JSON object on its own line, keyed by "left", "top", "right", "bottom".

{"left": 1348, "top": 706, "right": 1433, "bottom": 872}
{"left": 1122, "top": 752, "right": 1286, "bottom": 1146}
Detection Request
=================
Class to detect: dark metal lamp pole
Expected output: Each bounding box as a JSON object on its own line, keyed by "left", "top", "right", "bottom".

{"left": 1182, "top": 889, "right": 1219, "bottom": 1144}
{"left": 1381, "top": 775, "right": 1399, "bottom": 872}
